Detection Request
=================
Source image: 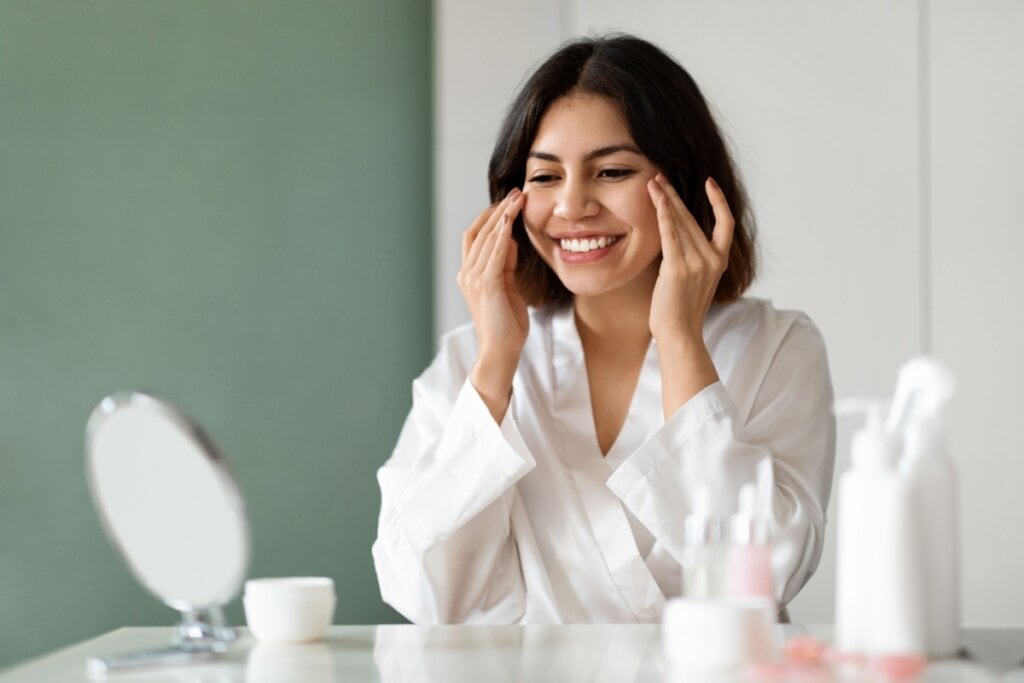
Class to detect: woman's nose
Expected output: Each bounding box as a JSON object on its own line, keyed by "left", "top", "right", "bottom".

{"left": 553, "top": 178, "right": 599, "bottom": 221}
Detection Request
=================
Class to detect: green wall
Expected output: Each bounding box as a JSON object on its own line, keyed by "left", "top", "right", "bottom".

{"left": 0, "top": 0, "right": 430, "bottom": 668}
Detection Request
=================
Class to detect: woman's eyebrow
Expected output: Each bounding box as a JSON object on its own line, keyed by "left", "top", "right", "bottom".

{"left": 527, "top": 144, "right": 644, "bottom": 163}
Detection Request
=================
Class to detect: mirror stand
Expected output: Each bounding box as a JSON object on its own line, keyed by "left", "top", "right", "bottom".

{"left": 178, "top": 605, "right": 238, "bottom": 645}
{"left": 86, "top": 606, "right": 238, "bottom": 678}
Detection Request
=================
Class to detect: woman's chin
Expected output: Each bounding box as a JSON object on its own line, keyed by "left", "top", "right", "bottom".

{"left": 557, "top": 276, "right": 621, "bottom": 299}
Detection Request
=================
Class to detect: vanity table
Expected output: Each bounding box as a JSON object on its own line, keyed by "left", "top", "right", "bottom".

{"left": 0, "top": 625, "right": 1020, "bottom": 682}
{"left": 9, "top": 393, "right": 1015, "bottom": 681}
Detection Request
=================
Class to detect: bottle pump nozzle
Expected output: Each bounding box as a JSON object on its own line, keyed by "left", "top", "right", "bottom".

{"left": 834, "top": 398, "right": 898, "bottom": 470}
{"left": 885, "top": 357, "right": 955, "bottom": 462}
{"left": 886, "top": 357, "right": 954, "bottom": 430}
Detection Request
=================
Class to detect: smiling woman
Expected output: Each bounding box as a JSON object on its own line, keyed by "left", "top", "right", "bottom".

{"left": 372, "top": 34, "right": 835, "bottom": 624}
{"left": 522, "top": 95, "right": 664, "bottom": 295}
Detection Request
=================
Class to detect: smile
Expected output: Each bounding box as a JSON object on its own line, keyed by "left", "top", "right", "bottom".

{"left": 559, "top": 235, "right": 622, "bottom": 253}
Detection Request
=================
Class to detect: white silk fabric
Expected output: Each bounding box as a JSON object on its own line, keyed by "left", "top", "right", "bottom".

{"left": 372, "top": 297, "right": 835, "bottom": 623}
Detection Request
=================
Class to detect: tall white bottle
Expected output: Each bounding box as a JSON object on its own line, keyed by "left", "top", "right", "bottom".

{"left": 834, "top": 400, "right": 925, "bottom": 656}
{"left": 889, "top": 358, "right": 961, "bottom": 658}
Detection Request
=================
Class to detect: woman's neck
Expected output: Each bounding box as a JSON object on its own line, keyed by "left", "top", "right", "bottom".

{"left": 573, "top": 265, "right": 657, "bottom": 356}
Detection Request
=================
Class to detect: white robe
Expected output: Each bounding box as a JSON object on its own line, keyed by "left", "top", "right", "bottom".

{"left": 372, "top": 297, "right": 835, "bottom": 624}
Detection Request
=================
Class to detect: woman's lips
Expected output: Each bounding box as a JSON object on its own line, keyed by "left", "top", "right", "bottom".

{"left": 555, "top": 234, "right": 623, "bottom": 264}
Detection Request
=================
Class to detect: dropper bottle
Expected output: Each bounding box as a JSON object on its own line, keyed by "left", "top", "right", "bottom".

{"left": 682, "top": 486, "right": 725, "bottom": 599}
{"left": 725, "top": 460, "right": 776, "bottom": 611}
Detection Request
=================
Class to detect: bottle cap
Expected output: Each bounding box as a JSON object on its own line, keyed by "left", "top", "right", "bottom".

{"left": 835, "top": 398, "right": 898, "bottom": 471}
{"left": 730, "top": 484, "right": 762, "bottom": 545}
{"left": 685, "top": 486, "right": 723, "bottom": 546}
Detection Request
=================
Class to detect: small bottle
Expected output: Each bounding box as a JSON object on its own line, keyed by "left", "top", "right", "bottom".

{"left": 682, "top": 486, "right": 725, "bottom": 599}
{"left": 725, "top": 463, "right": 775, "bottom": 612}
{"left": 834, "top": 398, "right": 925, "bottom": 657}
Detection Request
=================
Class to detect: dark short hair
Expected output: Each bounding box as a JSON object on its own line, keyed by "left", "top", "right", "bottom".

{"left": 488, "top": 34, "right": 757, "bottom": 307}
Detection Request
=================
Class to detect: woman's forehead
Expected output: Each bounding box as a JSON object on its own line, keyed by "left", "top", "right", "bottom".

{"left": 529, "top": 93, "right": 638, "bottom": 159}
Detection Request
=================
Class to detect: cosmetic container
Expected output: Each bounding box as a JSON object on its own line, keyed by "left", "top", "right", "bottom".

{"left": 725, "top": 470, "right": 775, "bottom": 609}
{"left": 663, "top": 481, "right": 776, "bottom": 675}
{"left": 661, "top": 595, "right": 775, "bottom": 674}
{"left": 889, "top": 358, "right": 961, "bottom": 658}
{"left": 244, "top": 577, "right": 336, "bottom": 643}
{"left": 834, "top": 399, "right": 925, "bottom": 657}
{"left": 681, "top": 485, "right": 725, "bottom": 599}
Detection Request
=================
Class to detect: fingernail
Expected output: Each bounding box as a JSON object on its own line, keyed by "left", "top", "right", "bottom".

{"left": 707, "top": 176, "right": 720, "bottom": 190}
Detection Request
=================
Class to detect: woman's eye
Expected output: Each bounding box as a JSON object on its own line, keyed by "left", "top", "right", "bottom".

{"left": 599, "top": 168, "right": 636, "bottom": 180}
{"left": 528, "top": 174, "right": 559, "bottom": 184}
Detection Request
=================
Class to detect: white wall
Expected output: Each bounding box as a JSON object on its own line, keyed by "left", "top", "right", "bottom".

{"left": 930, "top": 1, "right": 1024, "bottom": 626}
{"left": 434, "top": 0, "right": 1024, "bottom": 625}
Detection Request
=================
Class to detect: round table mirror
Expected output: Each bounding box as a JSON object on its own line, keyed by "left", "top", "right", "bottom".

{"left": 85, "top": 392, "right": 250, "bottom": 675}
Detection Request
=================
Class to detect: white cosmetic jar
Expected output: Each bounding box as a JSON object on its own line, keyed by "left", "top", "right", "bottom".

{"left": 661, "top": 596, "right": 776, "bottom": 674}
{"left": 243, "top": 577, "right": 336, "bottom": 643}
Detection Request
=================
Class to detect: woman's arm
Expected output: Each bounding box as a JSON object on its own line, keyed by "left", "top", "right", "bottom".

{"left": 607, "top": 314, "right": 836, "bottom": 606}
{"left": 372, "top": 332, "right": 537, "bottom": 623}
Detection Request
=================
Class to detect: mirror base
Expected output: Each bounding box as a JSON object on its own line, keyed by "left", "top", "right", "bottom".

{"left": 86, "top": 606, "right": 237, "bottom": 678}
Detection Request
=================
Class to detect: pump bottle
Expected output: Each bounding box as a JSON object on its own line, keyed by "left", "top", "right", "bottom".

{"left": 888, "top": 358, "right": 961, "bottom": 658}
{"left": 834, "top": 399, "right": 925, "bottom": 656}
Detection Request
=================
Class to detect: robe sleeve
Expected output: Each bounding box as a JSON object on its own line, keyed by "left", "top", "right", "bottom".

{"left": 606, "top": 314, "right": 836, "bottom": 607}
{"left": 371, "top": 330, "right": 537, "bottom": 623}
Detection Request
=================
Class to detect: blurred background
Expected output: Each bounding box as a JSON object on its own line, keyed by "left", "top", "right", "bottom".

{"left": 1, "top": 0, "right": 430, "bottom": 668}
{"left": 2, "top": 0, "right": 1022, "bottom": 671}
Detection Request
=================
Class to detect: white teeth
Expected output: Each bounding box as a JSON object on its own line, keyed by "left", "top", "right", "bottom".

{"left": 560, "top": 236, "right": 619, "bottom": 253}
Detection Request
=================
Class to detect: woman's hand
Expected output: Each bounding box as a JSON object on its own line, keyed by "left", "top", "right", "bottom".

{"left": 457, "top": 188, "right": 528, "bottom": 422}
{"left": 646, "top": 174, "right": 735, "bottom": 417}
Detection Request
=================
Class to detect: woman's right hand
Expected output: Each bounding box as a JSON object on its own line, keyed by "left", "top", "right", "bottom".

{"left": 458, "top": 188, "right": 528, "bottom": 422}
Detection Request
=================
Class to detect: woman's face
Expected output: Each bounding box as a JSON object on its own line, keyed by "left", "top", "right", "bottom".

{"left": 522, "top": 93, "right": 662, "bottom": 300}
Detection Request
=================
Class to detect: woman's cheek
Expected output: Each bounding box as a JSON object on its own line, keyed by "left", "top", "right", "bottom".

{"left": 521, "top": 196, "right": 550, "bottom": 241}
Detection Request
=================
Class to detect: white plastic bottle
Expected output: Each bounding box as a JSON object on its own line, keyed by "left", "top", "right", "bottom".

{"left": 889, "top": 358, "right": 961, "bottom": 658}
{"left": 834, "top": 399, "right": 925, "bottom": 657}
{"left": 682, "top": 486, "right": 725, "bottom": 599}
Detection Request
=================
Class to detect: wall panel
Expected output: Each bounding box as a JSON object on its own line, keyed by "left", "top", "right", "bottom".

{"left": 0, "top": 0, "right": 432, "bottom": 667}
{"left": 931, "top": 0, "right": 1024, "bottom": 625}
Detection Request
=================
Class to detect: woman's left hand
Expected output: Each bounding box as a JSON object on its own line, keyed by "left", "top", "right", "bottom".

{"left": 647, "top": 174, "right": 735, "bottom": 347}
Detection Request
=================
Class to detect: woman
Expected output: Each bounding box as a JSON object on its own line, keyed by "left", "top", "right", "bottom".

{"left": 373, "top": 34, "right": 835, "bottom": 624}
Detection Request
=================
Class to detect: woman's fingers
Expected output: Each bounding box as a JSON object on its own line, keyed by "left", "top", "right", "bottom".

{"left": 462, "top": 204, "right": 497, "bottom": 262}
{"left": 464, "top": 190, "right": 520, "bottom": 266}
{"left": 484, "top": 194, "right": 525, "bottom": 279}
{"left": 705, "top": 177, "right": 735, "bottom": 257}
{"left": 467, "top": 191, "right": 523, "bottom": 281}
{"left": 483, "top": 213, "right": 514, "bottom": 279}
{"left": 648, "top": 177, "right": 692, "bottom": 261}
{"left": 654, "top": 174, "right": 705, "bottom": 255}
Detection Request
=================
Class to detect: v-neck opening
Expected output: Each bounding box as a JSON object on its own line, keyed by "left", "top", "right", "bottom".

{"left": 550, "top": 305, "right": 658, "bottom": 469}
{"left": 588, "top": 344, "right": 648, "bottom": 461}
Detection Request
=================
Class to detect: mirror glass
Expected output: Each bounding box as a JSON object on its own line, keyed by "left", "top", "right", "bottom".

{"left": 86, "top": 392, "right": 249, "bottom": 610}
{"left": 85, "top": 392, "right": 250, "bottom": 673}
